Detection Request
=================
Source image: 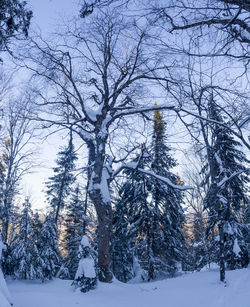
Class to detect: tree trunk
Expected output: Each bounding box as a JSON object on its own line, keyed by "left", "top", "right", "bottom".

{"left": 90, "top": 186, "right": 113, "bottom": 282}
{"left": 96, "top": 202, "right": 113, "bottom": 282}
{"left": 88, "top": 137, "right": 113, "bottom": 282}
{"left": 218, "top": 222, "right": 225, "bottom": 282}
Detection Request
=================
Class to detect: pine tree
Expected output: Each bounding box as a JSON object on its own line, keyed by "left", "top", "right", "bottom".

{"left": 32, "top": 211, "right": 42, "bottom": 246}
{"left": 39, "top": 213, "right": 62, "bottom": 280}
{"left": 113, "top": 105, "right": 185, "bottom": 281}
{"left": 58, "top": 185, "right": 86, "bottom": 279}
{"left": 72, "top": 235, "right": 97, "bottom": 292}
{"left": 204, "top": 98, "right": 249, "bottom": 281}
{"left": 112, "top": 190, "right": 134, "bottom": 283}
{"left": 149, "top": 102, "right": 185, "bottom": 276}
{"left": 243, "top": 204, "right": 250, "bottom": 256}
{"left": 7, "top": 198, "right": 44, "bottom": 280}
{"left": 0, "top": 0, "right": 32, "bottom": 59}
{"left": 46, "top": 134, "right": 78, "bottom": 224}
{"left": 112, "top": 147, "right": 153, "bottom": 281}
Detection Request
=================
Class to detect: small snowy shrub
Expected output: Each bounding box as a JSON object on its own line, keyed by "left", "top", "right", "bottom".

{"left": 72, "top": 235, "right": 97, "bottom": 293}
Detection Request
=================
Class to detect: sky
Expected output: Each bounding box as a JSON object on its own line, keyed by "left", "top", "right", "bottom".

{"left": 13, "top": 0, "right": 240, "bottom": 210}
{"left": 28, "top": 0, "right": 78, "bottom": 34}
{"left": 19, "top": 0, "right": 81, "bottom": 209}
{"left": 16, "top": 0, "right": 187, "bottom": 210}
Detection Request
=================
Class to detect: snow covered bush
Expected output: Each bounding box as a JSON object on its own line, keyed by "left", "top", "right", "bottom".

{"left": 72, "top": 235, "right": 97, "bottom": 293}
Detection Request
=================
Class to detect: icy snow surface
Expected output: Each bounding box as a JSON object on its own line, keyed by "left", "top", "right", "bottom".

{"left": 6, "top": 267, "right": 250, "bottom": 307}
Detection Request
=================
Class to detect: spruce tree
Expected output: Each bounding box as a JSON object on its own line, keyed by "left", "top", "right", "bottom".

{"left": 72, "top": 235, "right": 97, "bottom": 292}
{"left": 39, "top": 213, "right": 62, "bottom": 280}
{"left": 242, "top": 203, "right": 250, "bottom": 256}
{"left": 113, "top": 106, "right": 185, "bottom": 281}
{"left": 46, "top": 134, "right": 78, "bottom": 224}
{"left": 150, "top": 103, "right": 185, "bottom": 276}
{"left": 112, "top": 147, "right": 154, "bottom": 281}
{"left": 204, "top": 98, "right": 249, "bottom": 281}
{"left": 7, "top": 198, "right": 44, "bottom": 280}
{"left": 0, "top": 0, "right": 32, "bottom": 59}
{"left": 32, "top": 211, "right": 42, "bottom": 247}
{"left": 112, "top": 190, "right": 135, "bottom": 283}
{"left": 58, "top": 185, "right": 86, "bottom": 279}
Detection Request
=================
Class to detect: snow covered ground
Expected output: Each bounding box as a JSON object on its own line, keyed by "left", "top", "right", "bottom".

{"left": 6, "top": 267, "right": 250, "bottom": 307}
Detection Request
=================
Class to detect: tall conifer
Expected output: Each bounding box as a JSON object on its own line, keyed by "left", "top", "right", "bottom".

{"left": 204, "top": 98, "right": 249, "bottom": 281}
{"left": 39, "top": 213, "right": 62, "bottom": 280}
{"left": 113, "top": 103, "right": 185, "bottom": 281}
{"left": 8, "top": 198, "right": 44, "bottom": 280}
{"left": 46, "top": 133, "right": 78, "bottom": 224}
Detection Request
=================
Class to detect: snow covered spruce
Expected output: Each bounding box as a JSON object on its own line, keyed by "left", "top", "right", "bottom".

{"left": 72, "top": 235, "right": 97, "bottom": 293}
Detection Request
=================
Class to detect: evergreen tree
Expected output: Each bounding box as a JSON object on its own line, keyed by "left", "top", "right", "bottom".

{"left": 113, "top": 105, "right": 185, "bottom": 281}
{"left": 204, "top": 98, "right": 249, "bottom": 281}
{"left": 58, "top": 185, "right": 86, "bottom": 279}
{"left": 72, "top": 235, "right": 97, "bottom": 292}
{"left": 7, "top": 198, "right": 44, "bottom": 280}
{"left": 0, "top": 0, "right": 32, "bottom": 58}
{"left": 149, "top": 103, "right": 185, "bottom": 276}
{"left": 32, "top": 211, "right": 42, "bottom": 247}
{"left": 112, "top": 190, "right": 135, "bottom": 283}
{"left": 112, "top": 147, "right": 154, "bottom": 282}
{"left": 242, "top": 203, "right": 250, "bottom": 256}
{"left": 39, "top": 213, "right": 62, "bottom": 280}
{"left": 46, "top": 134, "right": 78, "bottom": 224}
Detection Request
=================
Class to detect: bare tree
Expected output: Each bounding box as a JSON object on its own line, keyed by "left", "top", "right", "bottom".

{"left": 78, "top": 0, "right": 250, "bottom": 148}
{"left": 17, "top": 11, "right": 193, "bottom": 282}
{"left": 87, "top": 0, "right": 249, "bottom": 62}
{"left": 0, "top": 99, "right": 37, "bottom": 243}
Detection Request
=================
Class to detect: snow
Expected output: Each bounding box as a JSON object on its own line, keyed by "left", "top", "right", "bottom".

{"left": 100, "top": 166, "right": 111, "bottom": 204}
{"left": 115, "top": 162, "right": 193, "bottom": 191}
{"left": 217, "top": 171, "right": 243, "bottom": 188}
{"left": 0, "top": 292, "right": 11, "bottom": 307}
{"left": 224, "top": 222, "right": 234, "bottom": 235}
{"left": 0, "top": 240, "right": 6, "bottom": 260}
{"left": 136, "top": 168, "right": 193, "bottom": 191}
{"left": 75, "top": 258, "right": 96, "bottom": 279}
{"left": 6, "top": 267, "right": 250, "bottom": 307}
{"left": 233, "top": 239, "right": 241, "bottom": 256}
{"left": 88, "top": 165, "right": 111, "bottom": 205}
{"left": 0, "top": 270, "right": 12, "bottom": 307}
{"left": 0, "top": 240, "right": 13, "bottom": 307}
{"left": 80, "top": 235, "right": 91, "bottom": 248}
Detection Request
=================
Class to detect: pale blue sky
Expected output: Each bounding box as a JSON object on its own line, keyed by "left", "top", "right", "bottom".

{"left": 29, "top": 0, "right": 79, "bottom": 34}
{"left": 20, "top": 0, "right": 81, "bottom": 210}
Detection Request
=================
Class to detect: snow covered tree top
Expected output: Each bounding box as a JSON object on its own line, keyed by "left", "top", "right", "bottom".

{"left": 80, "top": 235, "right": 91, "bottom": 249}
{"left": 0, "top": 235, "right": 6, "bottom": 260}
